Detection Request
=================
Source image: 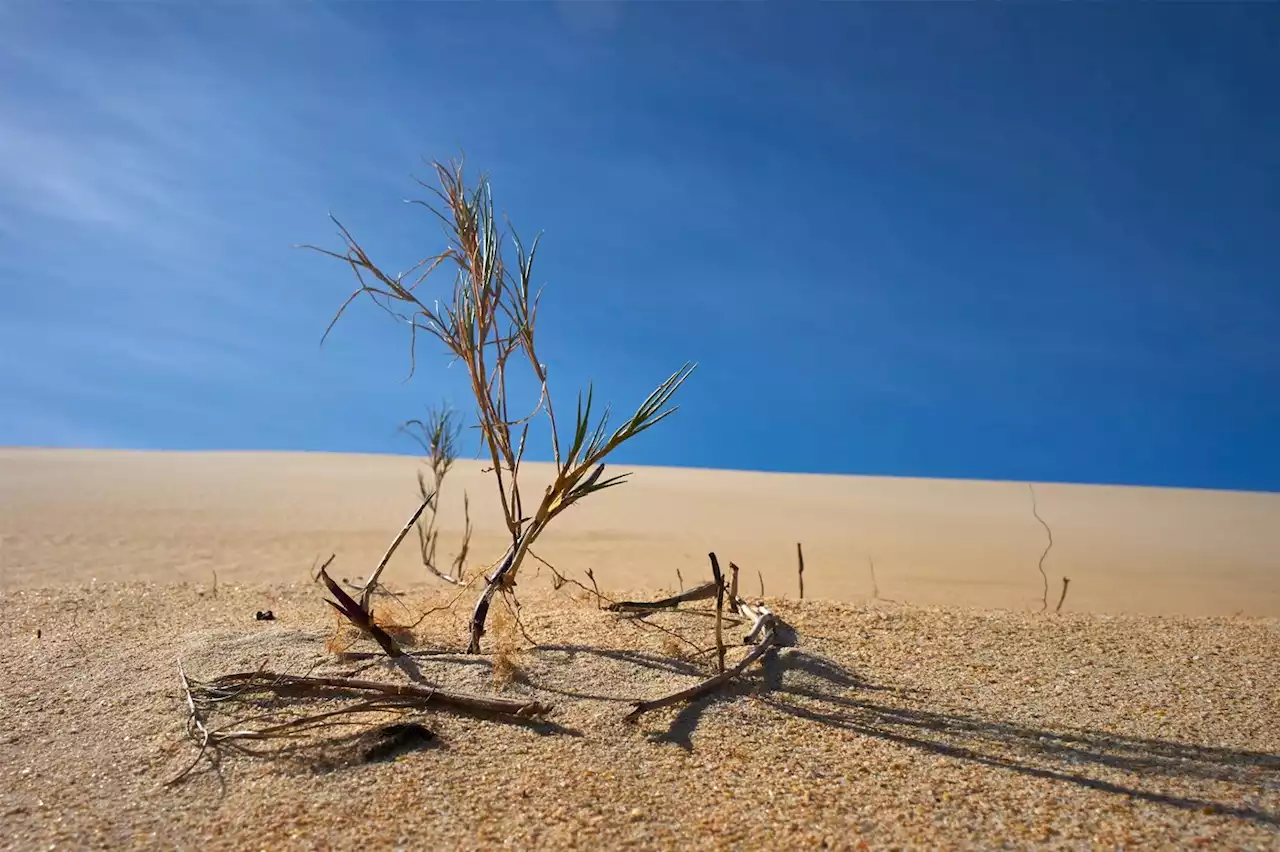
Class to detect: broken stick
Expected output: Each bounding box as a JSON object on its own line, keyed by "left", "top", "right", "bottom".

{"left": 710, "top": 553, "right": 726, "bottom": 674}
{"left": 728, "top": 562, "right": 740, "bottom": 615}
{"left": 605, "top": 581, "right": 718, "bottom": 613}
{"left": 360, "top": 493, "right": 434, "bottom": 611}
{"left": 626, "top": 600, "right": 783, "bottom": 720}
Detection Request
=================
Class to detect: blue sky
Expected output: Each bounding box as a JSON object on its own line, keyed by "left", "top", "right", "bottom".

{"left": 2, "top": 3, "right": 1278, "bottom": 491}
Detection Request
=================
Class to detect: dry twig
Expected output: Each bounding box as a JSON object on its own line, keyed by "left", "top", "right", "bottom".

{"left": 359, "top": 494, "right": 433, "bottom": 612}
{"left": 1028, "top": 483, "right": 1053, "bottom": 612}
{"left": 626, "top": 596, "right": 787, "bottom": 721}
{"left": 604, "top": 581, "right": 717, "bottom": 613}
{"left": 728, "top": 562, "right": 741, "bottom": 614}
{"left": 710, "top": 553, "right": 726, "bottom": 674}
{"left": 1056, "top": 576, "right": 1071, "bottom": 614}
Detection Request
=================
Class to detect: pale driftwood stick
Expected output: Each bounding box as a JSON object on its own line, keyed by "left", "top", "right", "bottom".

{"left": 360, "top": 493, "right": 434, "bottom": 611}
{"left": 739, "top": 600, "right": 774, "bottom": 644}
{"left": 605, "top": 581, "right": 717, "bottom": 613}
{"left": 626, "top": 606, "right": 780, "bottom": 721}
{"left": 728, "top": 562, "right": 740, "bottom": 614}
{"left": 796, "top": 542, "right": 805, "bottom": 600}
{"left": 710, "top": 553, "right": 726, "bottom": 674}
{"left": 210, "top": 671, "right": 552, "bottom": 719}
{"left": 1055, "top": 577, "right": 1071, "bottom": 614}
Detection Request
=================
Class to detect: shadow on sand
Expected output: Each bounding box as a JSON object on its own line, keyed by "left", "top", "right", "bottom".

{"left": 643, "top": 648, "right": 1280, "bottom": 827}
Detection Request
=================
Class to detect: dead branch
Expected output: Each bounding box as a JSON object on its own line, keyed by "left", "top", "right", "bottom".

{"left": 465, "top": 543, "right": 517, "bottom": 653}
{"left": 868, "top": 555, "right": 880, "bottom": 600}
{"left": 710, "top": 553, "right": 726, "bottom": 674}
{"left": 796, "top": 541, "right": 805, "bottom": 600}
{"left": 167, "top": 664, "right": 554, "bottom": 784}
{"left": 584, "top": 567, "right": 604, "bottom": 609}
{"left": 728, "top": 562, "right": 740, "bottom": 614}
{"left": 360, "top": 493, "right": 434, "bottom": 611}
{"left": 626, "top": 601, "right": 784, "bottom": 721}
{"left": 1055, "top": 576, "right": 1071, "bottom": 614}
{"left": 312, "top": 553, "right": 337, "bottom": 583}
{"left": 604, "top": 581, "right": 717, "bottom": 613}
{"left": 758, "top": 569, "right": 765, "bottom": 598}
{"left": 208, "top": 671, "right": 551, "bottom": 719}
{"left": 1028, "top": 483, "right": 1053, "bottom": 612}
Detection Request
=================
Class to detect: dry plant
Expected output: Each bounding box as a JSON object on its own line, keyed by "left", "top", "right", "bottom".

{"left": 489, "top": 601, "right": 524, "bottom": 690}
{"left": 165, "top": 157, "right": 802, "bottom": 786}
{"left": 1056, "top": 576, "right": 1071, "bottom": 613}
{"left": 167, "top": 663, "right": 551, "bottom": 785}
{"left": 306, "top": 157, "right": 695, "bottom": 653}
{"left": 624, "top": 552, "right": 793, "bottom": 721}
{"left": 402, "top": 405, "right": 471, "bottom": 586}
{"left": 1028, "top": 483, "right": 1055, "bottom": 613}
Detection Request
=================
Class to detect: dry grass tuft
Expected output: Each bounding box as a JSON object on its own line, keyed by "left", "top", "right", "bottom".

{"left": 489, "top": 603, "right": 524, "bottom": 690}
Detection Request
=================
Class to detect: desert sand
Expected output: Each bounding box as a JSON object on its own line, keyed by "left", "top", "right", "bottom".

{"left": 1, "top": 448, "right": 1278, "bottom": 849}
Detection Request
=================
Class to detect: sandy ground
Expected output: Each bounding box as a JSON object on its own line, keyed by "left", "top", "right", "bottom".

{"left": 1, "top": 449, "right": 1278, "bottom": 849}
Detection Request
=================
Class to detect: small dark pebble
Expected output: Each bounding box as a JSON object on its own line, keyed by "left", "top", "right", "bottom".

{"left": 362, "top": 723, "right": 435, "bottom": 763}
{"left": 255, "top": 610, "right": 275, "bottom": 621}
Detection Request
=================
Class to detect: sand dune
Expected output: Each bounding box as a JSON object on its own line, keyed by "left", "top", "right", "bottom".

{"left": 3, "top": 448, "right": 1278, "bottom": 849}
{"left": 2, "top": 448, "right": 1277, "bottom": 615}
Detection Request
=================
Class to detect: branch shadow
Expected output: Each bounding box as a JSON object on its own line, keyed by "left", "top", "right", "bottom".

{"left": 646, "top": 648, "right": 1280, "bottom": 826}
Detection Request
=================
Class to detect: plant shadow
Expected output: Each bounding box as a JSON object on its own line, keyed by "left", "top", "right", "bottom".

{"left": 645, "top": 648, "right": 1280, "bottom": 826}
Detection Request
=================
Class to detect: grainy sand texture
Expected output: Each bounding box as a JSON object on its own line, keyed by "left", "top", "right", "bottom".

{"left": 2, "top": 448, "right": 1278, "bottom": 850}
